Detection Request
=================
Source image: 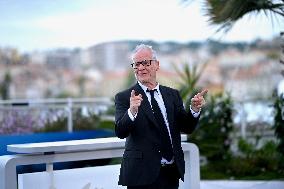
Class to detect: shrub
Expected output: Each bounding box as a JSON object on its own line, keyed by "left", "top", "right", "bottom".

{"left": 273, "top": 95, "right": 284, "bottom": 156}
{"left": 0, "top": 110, "right": 39, "bottom": 134}
{"left": 227, "top": 139, "right": 283, "bottom": 179}
{"left": 189, "top": 93, "right": 234, "bottom": 162}
{"left": 37, "top": 108, "right": 101, "bottom": 132}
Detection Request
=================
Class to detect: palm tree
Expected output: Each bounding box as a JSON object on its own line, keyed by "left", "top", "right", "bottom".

{"left": 174, "top": 62, "right": 207, "bottom": 109}
{"left": 182, "top": 0, "right": 284, "bottom": 171}
{"left": 182, "top": 0, "right": 284, "bottom": 33}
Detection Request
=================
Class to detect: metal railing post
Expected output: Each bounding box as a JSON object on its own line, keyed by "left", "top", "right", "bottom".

{"left": 67, "top": 98, "right": 73, "bottom": 133}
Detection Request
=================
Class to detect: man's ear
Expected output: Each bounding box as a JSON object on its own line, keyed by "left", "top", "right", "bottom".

{"left": 156, "top": 61, "right": 160, "bottom": 71}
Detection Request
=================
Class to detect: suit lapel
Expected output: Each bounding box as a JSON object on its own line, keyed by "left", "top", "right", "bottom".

{"left": 133, "top": 83, "right": 176, "bottom": 133}
{"left": 133, "top": 83, "right": 160, "bottom": 130}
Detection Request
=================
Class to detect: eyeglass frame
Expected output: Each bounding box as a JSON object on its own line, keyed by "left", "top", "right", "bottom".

{"left": 131, "top": 59, "right": 156, "bottom": 69}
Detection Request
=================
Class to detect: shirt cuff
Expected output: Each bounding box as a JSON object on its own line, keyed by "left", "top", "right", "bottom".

{"left": 190, "top": 105, "right": 200, "bottom": 118}
{"left": 128, "top": 108, "right": 137, "bottom": 121}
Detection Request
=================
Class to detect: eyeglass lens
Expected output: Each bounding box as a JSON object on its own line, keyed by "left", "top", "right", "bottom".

{"left": 132, "top": 60, "right": 153, "bottom": 68}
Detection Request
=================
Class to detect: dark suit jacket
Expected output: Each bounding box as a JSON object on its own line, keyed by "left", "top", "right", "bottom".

{"left": 114, "top": 83, "right": 199, "bottom": 186}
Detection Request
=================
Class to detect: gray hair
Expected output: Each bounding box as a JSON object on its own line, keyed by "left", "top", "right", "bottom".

{"left": 131, "top": 44, "right": 158, "bottom": 61}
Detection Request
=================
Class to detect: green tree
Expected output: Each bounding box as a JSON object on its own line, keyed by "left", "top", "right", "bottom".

{"left": 38, "top": 109, "right": 101, "bottom": 132}
{"left": 190, "top": 93, "right": 234, "bottom": 161}
{"left": 277, "top": 31, "right": 284, "bottom": 157}
{"left": 175, "top": 61, "right": 235, "bottom": 178}
{"left": 228, "top": 139, "right": 283, "bottom": 179}
{"left": 281, "top": 32, "right": 284, "bottom": 79}
{"left": 174, "top": 61, "right": 234, "bottom": 160}
{"left": 77, "top": 75, "right": 86, "bottom": 97}
{"left": 273, "top": 95, "right": 284, "bottom": 156}
{"left": 174, "top": 63, "right": 207, "bottom": 109}
{"left": 0, "top": 72, "right": 12, "bottom": 100}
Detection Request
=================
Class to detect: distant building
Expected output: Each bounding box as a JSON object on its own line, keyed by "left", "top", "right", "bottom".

{"left": 88, "top": 42, "right": 131, "bottom": 71}
{"left": 217, "top": 49, "right": 281, "bottom": 101}
{"left": 29, "top": 51, "right": 46, "bottom": 65}
{"left": 1, "top": 39, "right": 281, "bottom": 101}
{"left": 45, "top": 49, "right": 74, "bottom": 68}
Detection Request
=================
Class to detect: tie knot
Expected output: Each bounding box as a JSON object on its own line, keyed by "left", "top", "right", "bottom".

{"left": 147, "top": 89, "right": 157, "bottom": 97}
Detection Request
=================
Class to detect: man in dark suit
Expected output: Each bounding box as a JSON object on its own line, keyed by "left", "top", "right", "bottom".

{"left": 115, "top": 44, "right": 207, "bottom": 189}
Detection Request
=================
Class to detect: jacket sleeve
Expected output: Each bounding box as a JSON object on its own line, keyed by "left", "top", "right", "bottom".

{"left": 174, "top": 90, "right": 199, "bottom": 134}
{"left": 114, "top": 92, "right": 135, "bottom": 139}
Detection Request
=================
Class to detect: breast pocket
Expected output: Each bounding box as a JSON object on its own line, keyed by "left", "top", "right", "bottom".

{"left": 123, "top": 150, "right": 143, "bottom": 159}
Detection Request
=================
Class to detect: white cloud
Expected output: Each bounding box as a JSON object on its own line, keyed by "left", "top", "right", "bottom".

{"left": 1, "top": 0, "right": 283, "bottom": 51}
{"left": 31, "top": 0, "right": 212, "bottom": 48}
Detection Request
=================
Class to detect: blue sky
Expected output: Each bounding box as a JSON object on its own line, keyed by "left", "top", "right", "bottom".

{"left": 0, "top": 0, "right": 283, "bottom": 53}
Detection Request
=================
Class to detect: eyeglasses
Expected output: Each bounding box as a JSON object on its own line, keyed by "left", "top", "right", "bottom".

{"left": 131, "top": 59, "right": 156, "bottom": 69}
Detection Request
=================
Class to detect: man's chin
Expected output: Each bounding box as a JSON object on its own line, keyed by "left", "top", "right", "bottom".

{"left": 137, "top": 77, "right": 149, "bottom": 83}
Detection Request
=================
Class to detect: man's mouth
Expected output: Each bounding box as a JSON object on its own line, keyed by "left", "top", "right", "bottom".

{"left": 138, "top": 72, "right": 148, "bottom": 76}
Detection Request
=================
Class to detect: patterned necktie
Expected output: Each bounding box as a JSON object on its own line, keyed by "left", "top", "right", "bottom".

{"left": 147, "top": 89, "right": 173, "bottom": 161}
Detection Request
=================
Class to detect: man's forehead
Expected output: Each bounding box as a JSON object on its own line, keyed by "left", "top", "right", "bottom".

{"left": 134, "top": 49, "right": 152, "bottom": 60}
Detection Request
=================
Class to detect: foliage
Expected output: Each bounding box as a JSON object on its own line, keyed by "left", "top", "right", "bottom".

{"left": 0, "top": 107, "right": 111, "bottom": 134}
{"left": 174, "top": 57, "right": 284, "bottom": 179}
{"left": 273, "top": 95, "right": 284, "bottom": 156}
{"left": 174, "top": 60, "right": 234, "bottom": 162}
{"left": 96, "top": 99, "right": 115, "bottom": 131}
{"left": 77, "top": 75, "right": 87, "bottom": 97}
{"left": 0, "top": 71, "right": 12, "bottom": 100}
{"left": 40, "top": 115, "right": 67, "bottom": 132}
{"left": 37, "top": 108, "right": 101, "bottom": 132}
{"left": 201, "top": 139, "right": 284, "bottom": 180}
{"left": 97, "top": 120, "right": 115, "bottom": 131}
{"left": 182, "top": 0, "right": 284, "bottom": 33}
{"left": 189, "top": 93, "right": 234, "bottom": 162}
{"left": 281, "top": 33, "right": 284, "bottom": 77}
{"left": 73, "top": 110, "right": 100, "bottom": 131}
{"left": 105, "top": 105, "right": 115, "bottom": 116}
{"left": 190, "top": 93, "right": 284, "bottom": 180}
{"left": 276, "top": 32, "right": 284, "bottom": 158}
{"left": 206, "top": 0, "right": 284, "bottom": 32}
{"left": 183, "top": 0, "right": 284, "bottom": 33}
{"left": 174, "top": 63, "right": 207, "bottom": 109}
{"left": 0, "top": 110, "right": 39, "bottom": 134}
{"left": 55, "top": 91, "right": 75, "bottom": 98}
{"left": 229, "top": 139, "right": 283, "bottom": 179}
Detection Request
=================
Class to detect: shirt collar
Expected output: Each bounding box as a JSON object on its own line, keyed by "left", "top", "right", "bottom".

{"left": 137, "top": 81, "right": 160, "bottom": 95}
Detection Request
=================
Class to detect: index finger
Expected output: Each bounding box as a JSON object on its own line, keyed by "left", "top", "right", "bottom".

{"left": 131, "top": 90, "right": 135, "bottom": 97}
{"left": 198, "top": 89, "right": 208, "bottom": 97}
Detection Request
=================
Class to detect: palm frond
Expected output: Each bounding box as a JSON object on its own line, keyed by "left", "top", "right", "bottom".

{"left": 204, "top": 0, "right": 284, "bottom": 32}
{"left": 174, "top": 62, "right": 208, "bottom": 101}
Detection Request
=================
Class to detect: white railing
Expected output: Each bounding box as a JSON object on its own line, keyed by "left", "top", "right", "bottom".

{"left": 0, "top": 135, "right": 200, "bottom": 189}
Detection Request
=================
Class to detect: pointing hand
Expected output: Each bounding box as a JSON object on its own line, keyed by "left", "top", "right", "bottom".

{"left": 191, "top": 89, "right": 208, "bottom": 113}
{"left": 130, "top": 90, "right": 143, "bottom": 116}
